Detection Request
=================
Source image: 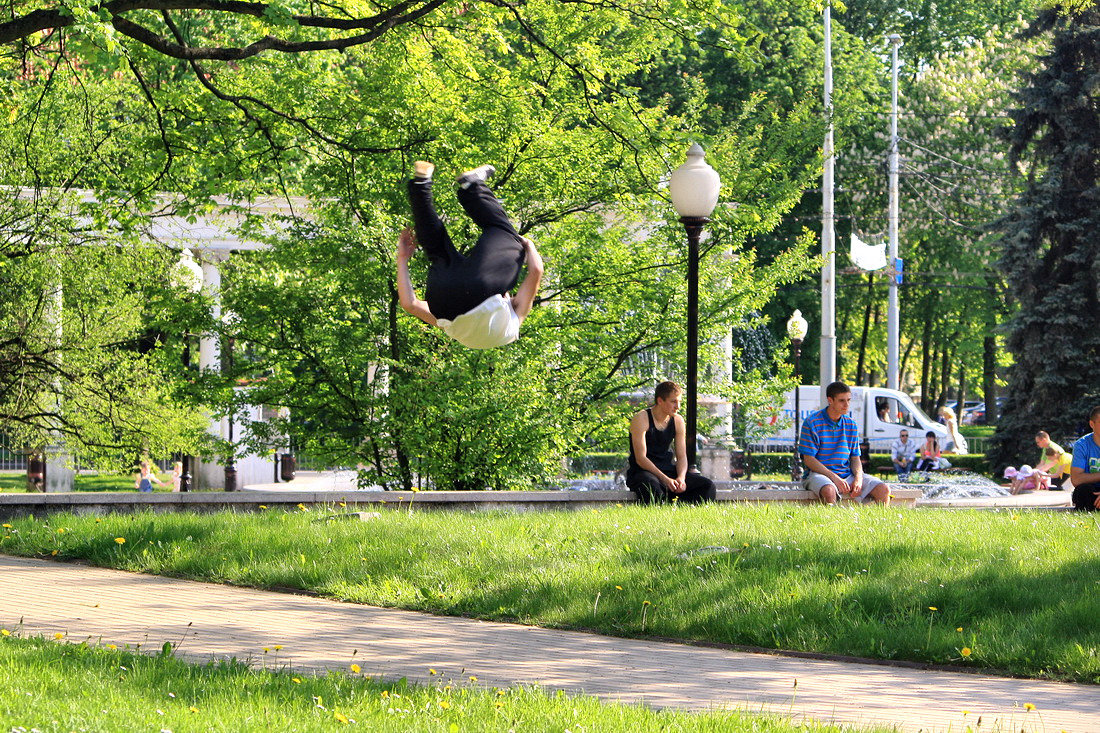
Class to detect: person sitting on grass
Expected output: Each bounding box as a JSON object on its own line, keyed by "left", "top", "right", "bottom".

{"left": 798, "top": 381, "right": 891, "bottom": 505}
{"left": 625, "top": 381, "right": 716, "bottom": 505}
{"left": 1070, "top": 406, "right": 1100, "bottom": 511}
{"left": 396, "top": 161, "right": 543, "bottom": 349}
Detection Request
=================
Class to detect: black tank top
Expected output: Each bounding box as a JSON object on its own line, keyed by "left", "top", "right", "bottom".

{"left": 628, "top": 408, "right": 676, "bottom": 475}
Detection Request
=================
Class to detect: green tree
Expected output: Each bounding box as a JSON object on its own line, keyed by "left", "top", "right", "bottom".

{"left": 991, "top": 3, "right": 1100, "bottom": 468}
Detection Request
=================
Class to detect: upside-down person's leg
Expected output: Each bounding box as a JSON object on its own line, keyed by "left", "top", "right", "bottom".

{"left": 457, "top": 179, "right": 525, "bottom": 297}
{"left": 407, "top": 165, "right": 460, "bottom": 267}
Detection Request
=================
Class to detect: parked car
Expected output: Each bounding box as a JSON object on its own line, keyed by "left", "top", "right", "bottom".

{"left": 962, "top": 398, "right": 1007, "bottom": 425}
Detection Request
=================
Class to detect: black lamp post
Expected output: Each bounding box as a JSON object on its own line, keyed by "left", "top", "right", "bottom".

{"left": 224, "top": 334, "right": 237, "bottom": 492}
{"left": 670, "top": 143, "right": 721, "bottom": 469}
{"left": 787, "top": 310, "right": 809, "bottom": 481}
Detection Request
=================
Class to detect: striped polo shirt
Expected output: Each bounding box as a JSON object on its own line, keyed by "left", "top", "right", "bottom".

{"left": 799, "top": 407, "right": 861, "bottom": 479}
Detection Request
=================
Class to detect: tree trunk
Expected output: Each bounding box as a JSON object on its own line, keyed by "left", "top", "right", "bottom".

{"left": 901, "top": 337, "right": 917, "bottom": 392}
{"left": 387, "top": 281, "right": 413, "bottom": 491}
{"left": 957, "top": 364, "right": 967, "bottom": 413}
{"left": 936, "top": 343, "right": 952, "bottom": 414}
{"left": 855, "top": 272, "right": 874, "bottom": 385}
{"left": 920, "top": 315, "right": 934, "bottom": 412}
{"left": 983, "top": 335, "right": 998, "bottom": 424}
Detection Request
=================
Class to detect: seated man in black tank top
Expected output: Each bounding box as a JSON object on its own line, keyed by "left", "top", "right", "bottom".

{"left": 626, "top": 380, "right": 716, "bottom": 504}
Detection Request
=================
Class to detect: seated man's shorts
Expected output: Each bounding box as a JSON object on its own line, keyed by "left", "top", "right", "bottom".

{"left": 802, "top": 472, "right": 885, "bottom": 502}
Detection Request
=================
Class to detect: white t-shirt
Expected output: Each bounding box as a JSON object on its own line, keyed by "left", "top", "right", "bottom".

{"left": 437, "top": 294, "right": 520, "bottom": 349}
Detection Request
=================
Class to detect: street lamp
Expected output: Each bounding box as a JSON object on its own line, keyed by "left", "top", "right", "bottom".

{"left": 670, "top": 143, "right": 721, "bottom": 469}
{"left": 787, "top": 310, "right": 809, "bottom": 481}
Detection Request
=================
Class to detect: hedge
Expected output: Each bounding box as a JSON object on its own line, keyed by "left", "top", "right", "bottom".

{"left": 569, "top": 451, "right": 992, "bottom": 478}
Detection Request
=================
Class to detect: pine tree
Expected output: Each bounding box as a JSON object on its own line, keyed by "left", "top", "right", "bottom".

{"left": 991, "top": 4, "right": 1100, "bottom": 469}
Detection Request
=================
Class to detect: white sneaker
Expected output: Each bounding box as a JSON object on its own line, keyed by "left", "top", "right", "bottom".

{"left": 457, "top": 164, "right": 495, "bottom": 188}
{"left": 413, "top": 161, "right": 435, "bottom": 180}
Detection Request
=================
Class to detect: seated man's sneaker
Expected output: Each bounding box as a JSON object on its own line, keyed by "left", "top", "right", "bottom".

{"left": 413, "top": 161, "right": 435, "bottom": 180}
{"left": 457, "top": 164, "right": 495, "bottom": 188}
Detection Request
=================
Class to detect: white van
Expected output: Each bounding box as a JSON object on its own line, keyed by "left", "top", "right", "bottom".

{"left": 753, "top": 385, "right": 953, "bottom": 453}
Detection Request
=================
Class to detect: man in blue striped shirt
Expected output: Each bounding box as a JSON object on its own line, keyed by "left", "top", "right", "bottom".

{"left": 798, "top": 381, "right": 891, "bottom": 504}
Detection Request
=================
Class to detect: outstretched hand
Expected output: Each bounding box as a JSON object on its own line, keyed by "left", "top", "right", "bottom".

{"left": 397, "top": 227, "right": 418, "bottom": 262}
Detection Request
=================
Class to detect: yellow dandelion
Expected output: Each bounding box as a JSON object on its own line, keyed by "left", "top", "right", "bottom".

{"left": 1, "top": 629, "right": 10, "bottom": 636}
{"left": 469, "top": 675, "right": 478, "bottom": 682}
{"left": 350, "top": 664, "right": 361, "bottom": 674}
{"left": 334, "top": 711, "right": 349, "bottom": 724}
{"left": 259, "top": 505, "right": 268, "bottom": 509}
{"left": 56, "top": 528, "right": 65, "bottom": 534}
{"left": 743, "top": 542, "right": 749, "bottom": 547}
{"left": 443, "top": 684, "right": 452, "bottom": 691}
{"left": 114, "top": 537, "right": 126, "bottom": 545}
{"left": 642, "top": 600, "right": 651, "bottom": 606}
{"left": 339, "top": 501, "right": 347, "bottom": 507}
{"left": 928, "top": 606, "right": 938, "bottom": 611}
{"left": 95, "top": 518, "right": 101, "bottom": 523}
{"left": 262, "top": 647, "right": 269, "bottom": 653}
{"left": 1024, "top": 703, "right": 1036, "bottom": 712}
{"left": 381, "top": 691, "right": 389, "bottom": 698}
{"left": 615, "top": 585, "right": 623, "bottom": 590}
{"left": 495, "top": 701, "right": 504, "bottom": 708}
{"left": 292, "top": 677, "right": 302, "bottom": 684}
{"left": 189, "top": 706, "right": 199, "bottom": 713}
{"left": 429, "top": 668, "right": 438, "bottom": 675}
{"left": 1, "top": 523, "right": 11, "bottom": 529}
{"left": 273, "top": 645, "right": 283, "bottom": 651}
{"left": 53, "top": 632, "right": 64, "bottom": 640}
{"left": 297, "top": 503, "right": 307, "bottom": 511}
{"left": 438, "top": 700, "right": 451, "bottom": 710}
{"left": 956, "top": 627, "right": 963, "bottom": 632}
{"left": 411, "top": 487, "right": 420, "bottom": 492}
{"left": 106, "top": 644, "right": 117, "bottom": 650}
{"left": 961, "top": 647, "right": 972, "bottom": 658}
{"left": 50, "top": 550, "right": 58, "bottom": 556}
{"left": 496, "top": 690, "right": 505, "bottom": 696}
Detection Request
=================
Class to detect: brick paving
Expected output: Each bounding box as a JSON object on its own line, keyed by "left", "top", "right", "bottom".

{"left": 3, "top": 554, "right": 1097, "bottom": 732}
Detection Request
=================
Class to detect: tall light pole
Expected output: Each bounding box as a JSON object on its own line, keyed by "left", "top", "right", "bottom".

{"left": 787, "top": 310, "right": 809, "bottom": 480}
{"left": 886, "top": 33, "right": 904, "bottom": 391}
{"left": 820, "top": 1, "right": 836, "bottom": 402}
{"left": 670, "top": 143, "right": 721, "bottom": 469}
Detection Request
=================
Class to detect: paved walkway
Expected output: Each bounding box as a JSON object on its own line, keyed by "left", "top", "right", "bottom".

{"left": 3, "top": 554, "right": 1097, "bottom": 732}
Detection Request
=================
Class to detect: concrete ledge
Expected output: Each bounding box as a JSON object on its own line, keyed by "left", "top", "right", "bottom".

{"left": 0, "top": 485, "right": 925, "bottom": 519}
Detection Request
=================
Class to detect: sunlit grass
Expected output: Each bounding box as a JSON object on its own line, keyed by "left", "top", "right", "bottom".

{"left": 1, "top": 504, "right": 1097, "bottom": 682}
{"left": 0, "top": 634, "right": 886, "bottom": 732}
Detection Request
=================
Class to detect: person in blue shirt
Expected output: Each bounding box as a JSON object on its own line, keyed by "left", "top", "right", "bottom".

{"left": 799, "top": 381, "right": 891, "bottom": 504}
{"left": 1069, "top": 406, "right": 1100, "bottom": 511}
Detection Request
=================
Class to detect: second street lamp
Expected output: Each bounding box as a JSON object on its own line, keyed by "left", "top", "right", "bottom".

{"left": 669, "top": 143, "right": 721, "bottom": 469}
{"left": 787, "top": 310, "right": 809, "bottom": 481}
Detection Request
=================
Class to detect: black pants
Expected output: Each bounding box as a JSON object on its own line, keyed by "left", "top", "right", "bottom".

{"left": 1072, "top": 481, "right": 1100, "bottom": 511}
{"left": 627, "top": 469, "right": 716, "bottom": 504}
{"left": 408, "top": 178, "right": 525, "bottom": 321}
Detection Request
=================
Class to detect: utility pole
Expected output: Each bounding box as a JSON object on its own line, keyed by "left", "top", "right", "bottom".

{"left": 887, "top": 33, "right": 903, "bottom": 391}
{"left": 820, "top": 1, "right": 836, "bottom": 403}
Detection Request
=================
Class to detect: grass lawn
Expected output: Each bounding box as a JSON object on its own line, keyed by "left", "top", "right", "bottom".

{"left": 1, "top": 505, "right": 1098, "bottom": 683}
{"left": 0, "top": 472, "right": 154, "bottom": 492}
{"left": 0, "top": 635, "right": 883, "bottom": 732}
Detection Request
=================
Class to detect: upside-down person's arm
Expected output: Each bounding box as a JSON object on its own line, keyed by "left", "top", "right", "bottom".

{"left": 396, "top": 228, "right": 437, "bottom": 327}
{"left": 512, "top": 236, "right": 544, "bottom": 321}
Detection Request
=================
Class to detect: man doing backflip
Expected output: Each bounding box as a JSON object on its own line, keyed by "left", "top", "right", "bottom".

{"left": 396, "top": 161, "right": 543, "bottom": 349}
